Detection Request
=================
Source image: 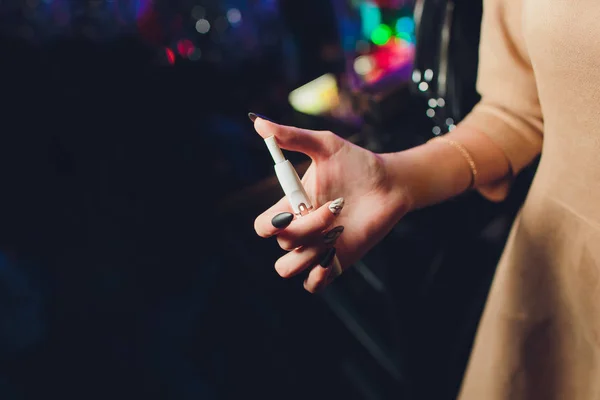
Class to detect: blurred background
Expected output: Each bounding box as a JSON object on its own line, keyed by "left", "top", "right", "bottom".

{"left": 0, "top": 0, "right": 537, "bottom": 399}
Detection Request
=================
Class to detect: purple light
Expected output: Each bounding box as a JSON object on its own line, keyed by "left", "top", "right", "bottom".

{"left": 135, "top": 0, "right": 152, "bottom": 20}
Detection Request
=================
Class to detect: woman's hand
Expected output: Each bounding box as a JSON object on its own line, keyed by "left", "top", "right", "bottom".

{"left": 252, "top": 116, "right": 411, "bottom": 293}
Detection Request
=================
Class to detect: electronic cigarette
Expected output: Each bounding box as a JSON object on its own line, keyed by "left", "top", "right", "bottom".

{"left": 265, "top": 135, "right": 313, "bottom": 216}
{"left": 264, "top": 135, "right": 343, "bottom": 276}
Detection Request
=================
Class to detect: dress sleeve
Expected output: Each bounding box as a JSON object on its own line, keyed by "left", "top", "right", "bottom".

{"left": 460, "top": 0, "right": 543, "bottom": 200}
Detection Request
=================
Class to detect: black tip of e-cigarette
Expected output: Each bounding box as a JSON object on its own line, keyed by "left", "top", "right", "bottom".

{"left": 271, "top": 212, "right": 294, "bottom": 229}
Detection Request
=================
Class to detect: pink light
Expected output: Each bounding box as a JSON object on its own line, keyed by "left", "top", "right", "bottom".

{"left": 364, "top": 40, "right": 414, "bottom": 83}
{"left": 165, "top": 48, "right": 175, "bottom": 65}
{"left": 176, "top": 39, "right": 194, "bottom": 57}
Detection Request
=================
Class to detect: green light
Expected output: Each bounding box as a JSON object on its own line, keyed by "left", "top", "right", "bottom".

{"left": 371, "top": 24, "right": 392, "bottom": 46}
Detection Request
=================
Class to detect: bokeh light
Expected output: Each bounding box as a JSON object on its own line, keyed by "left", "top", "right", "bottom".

{"left": 226, "top": 8, "right": 242, "bottom": 25}
{"left": 165, "top": 47, "right": 175, "bottom": 65}
{"left": 176, "top": 39, "right": 195, "bottom": 57}
{"left": 354, "top": 55, "right": 374, "bottom": 75}
{"left": 396, "top": 17, "right": 414, "bottom": 34}
{"left": 195, "top": 19, "right": 210, "bottom": 34}
{"left": 397, "top": 32, "right": 412, "bottom": 44}
{"left": 371, "top": 24, "right": 392, "bottom": 46}
{"left": 412, "top": 70, "right": 422, "bottom": 82}
{"left": 424, "top": 69, "right": 434, "bottom": 81}
{"left": 289, "top": 74, "right": 340, "bottom": 116}
{"left": 360, "top": 2, "right": 382, "bottom": 39}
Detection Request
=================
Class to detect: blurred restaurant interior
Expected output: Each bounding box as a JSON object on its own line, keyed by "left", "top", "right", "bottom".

{"left": 0, "top": 0, "right": 538, "bottom": 399}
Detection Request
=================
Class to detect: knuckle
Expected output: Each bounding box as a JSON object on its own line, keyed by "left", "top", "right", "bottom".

{"left": 319, "top": 130, "right": 336, "bottom": 145}
{"left": 320, "top": 130, "right": 335, "bottom": 138}
{"left": 318, "top": 131, "right": 342, "bottom": 155}
{"left": 326, "top": 130, "right": 342, "bottom": 142}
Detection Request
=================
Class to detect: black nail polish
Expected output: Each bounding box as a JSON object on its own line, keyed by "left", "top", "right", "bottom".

{"left": 324, "top": 226, "right": 344, "bottom": 244}
{"left": 248, "top": 112, "right": 274, "bottom": 123}
{"left": 318, "top": 247, "right": 337, "bottom": 268}
{"left": 271, "top": 212, "right": 294, "bottom": 229}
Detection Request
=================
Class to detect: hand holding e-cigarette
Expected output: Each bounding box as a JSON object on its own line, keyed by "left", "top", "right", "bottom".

{"left": 250, "top": 113, "right": 409, "bottom": 293}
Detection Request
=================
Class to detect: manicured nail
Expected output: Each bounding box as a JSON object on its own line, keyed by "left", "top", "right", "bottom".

{"left": 248, "top": 112, "right": 273, "bottom": 123}
{"left": 328, "top": 198, "right": 345, "bottom": 215}
{"left": 271, "top": 212, "right": 294, "bottom": 229}
{"left": 324, "top": 226, "right": 344, "bottom": 244}
{"left": 318, "top": 247, "right": 337, "bottom": 269}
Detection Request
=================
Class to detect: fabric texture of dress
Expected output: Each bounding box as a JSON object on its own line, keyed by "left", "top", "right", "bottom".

{"left": 458, "top": 0, "right": 600, "bottom": 398}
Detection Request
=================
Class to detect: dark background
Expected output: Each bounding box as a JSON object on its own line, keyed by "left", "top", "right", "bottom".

{"left": 0, "top": 1, "right": 534, "bottom": 399}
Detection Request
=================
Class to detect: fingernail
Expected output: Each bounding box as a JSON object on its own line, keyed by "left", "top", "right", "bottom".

{"left": 324, "top": 226, "right": 344, "bottom": 244}
{"left": 248, "top": 112, "right": 273, "bottom": 123}
{"left": 271, "top": 212, "right": 294, "bottom": 229}
{"left": 328, "top": 197, "right": 345, "bottom": 215}
{"left": 318, "top": 247, "right": 337, "bottom": 269}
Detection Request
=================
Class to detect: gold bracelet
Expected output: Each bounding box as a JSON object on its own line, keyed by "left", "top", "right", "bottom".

{"left": 428, "top": 136, "right": 478, "bottom": 189}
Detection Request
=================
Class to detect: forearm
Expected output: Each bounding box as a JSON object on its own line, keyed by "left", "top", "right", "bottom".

{"left": 381, "top": 124, "right": 511, "bottom": 211}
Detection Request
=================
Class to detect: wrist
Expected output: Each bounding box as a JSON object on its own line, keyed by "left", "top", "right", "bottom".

{"left": 379, "top": 151, "right": 423, "bottom": 214}
{"left": 380, "top": 125, "right": 514, "bottom": 211}
{"left": 380, "top": 140, "right": 474, "bottom": 211}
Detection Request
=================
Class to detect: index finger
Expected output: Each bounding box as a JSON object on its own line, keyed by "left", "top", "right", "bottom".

{"left": 252, "top": 117, "right": 335, "bottom": 160}
{"left": 254, "top": 196, "right": 294, "bottom": 238}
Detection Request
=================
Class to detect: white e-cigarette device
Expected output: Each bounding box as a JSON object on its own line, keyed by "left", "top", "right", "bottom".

{"left": 264, "top": 135, "right": 343, "bottom": 277}
{"left": 265, "top": 136, "right": 313, "bottom": 217}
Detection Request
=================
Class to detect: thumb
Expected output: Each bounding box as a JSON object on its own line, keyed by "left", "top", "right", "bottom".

{"left": 251, "top": 114, "right": 337, "bottom": 159}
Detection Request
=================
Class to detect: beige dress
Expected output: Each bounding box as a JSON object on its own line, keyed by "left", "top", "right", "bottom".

{"left": 457, "top": 0, "right": 600, "bottom": 398}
